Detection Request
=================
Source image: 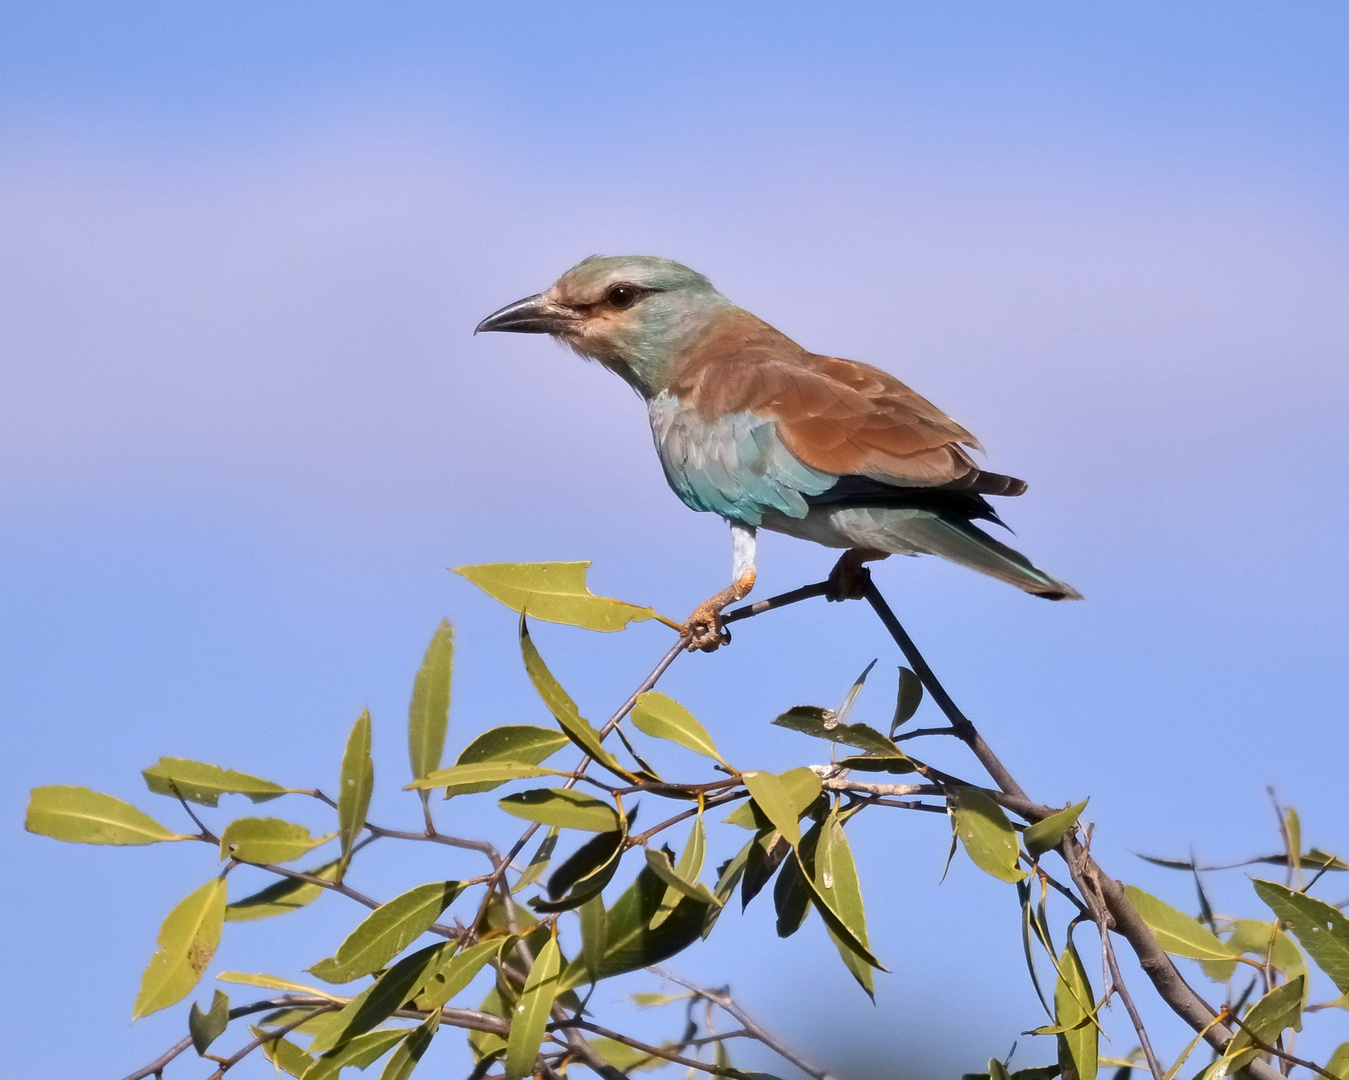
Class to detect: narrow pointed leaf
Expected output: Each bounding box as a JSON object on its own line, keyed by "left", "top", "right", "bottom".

{"left": 810, "top": 813, "right": 876, "bottom": 995}
{"left": 773, "top": 846, "right": 812, "bottom": 937}
{"left": 306, "top": 1030, "right": 408, "bottom": 1080}
{"left": 1025, "top": 800, "right": 1089, "bottom": 859}
{"left": 742, "top": 832, "right": 790, "bottom": 910}
{"left": 890, "top": 666, "right": 923, "bottom": 734}
{"left": 133, "top": 878, "right": 227, "bottom": 1018}
{"left": 652, "top": 816, "right": 710, "bottom": 927}
{"left": 1253, "top": 878, "right": 1349, "bottom": 994}
{"left": 772, "top": 707, "right": 907, "bottom": 760}
{"left": 1285, "top": 807, "right": 1303, "bottom": 884}
{"left": 379, "top": 1009, "right": 440, "bottom": 1080}
{"left": 836, "top": 660, "right": 877, "bottom": 723}
{"left": 407, "top": 761, "right": 564, "bottom": 793}
{"left": 793, "top": 817, "right": 887, "bottom": 981}
{"left": 415, "top": 938, "right": 501, "bottom": 1011}
{"left": 310, "top": 941, "right": 456, "bottom": 1055}
{"left": 499, "top": 788, "right": 619, "bottom": 832}
{"left": 542, "top": 825, "right": 627, "bottom": 907}
{"left": 226, "top": 860, "right": 340, "bottom": 921}
{"left": 725, "top": 767, "right": 823, "bottom": 830}
{"left": 1054, "top": 939, "right": 1097, "bottom": 1080}
{"left": 742, "top": 770, "right": 821, "bottom": 847}
{"left": 217, "top": 970, "right": 341, "bottom": 1000}
{"left": 26, "top": 785, "right": 188, "bottom": 845}
{"left": 219, "top": 817, "right": 332, "bottom": 865}
{"left": 450, "top": 726, "right": 572, "bottom": 794}
{"left": 408, "top": 620, "right": 453, "bottom": 785}
{"left": 513, "top": 827, "right": 559, "bottom": 894}
{"left": 1217, "top": 976, "right": 1304, "bottom": 1075}
{"left": 1325, "top": 1043, "right": 1349, "bottom": 1080}
{"left": 645, "top": 847, "right": 719, "bottom": 908}
{"left": 504, "top": 933, "right": 562, "bottom": 1080}
{"left": 308, "top": 881, "right": 463, "bottom": 983}
{"left": 338, "top": 711, "right": 374, "bottom": 875}
{"left": 519, "top": 618, "right": 634, "bottom": 780}
{"left": 142, "top": 758, "right": 288, "bottom": 806}
{"left": 1123, "top": 885, "right": 1236, "bottom": 961}
{"left": 189, "top": 989, "right": 230, "bottom": 1055}
{"left": 951, "top": 787, "right": 1026, "bottom": 883}
{"left": 255, "top": 1026, "right": 315, "bottom": 1077}
{"left": 456, "top": 561, "right": 663, "bottom": 631}
{"left": 631, "top": 692, "right": 725, "bottom": 762}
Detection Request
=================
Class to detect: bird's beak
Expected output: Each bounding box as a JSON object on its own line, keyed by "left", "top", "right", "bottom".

{"left": 474, "top": 293, "right": 576, "bottom": 336}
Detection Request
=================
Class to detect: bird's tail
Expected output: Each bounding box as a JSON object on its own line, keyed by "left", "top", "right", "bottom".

{"left": 899, "top": 513, "right": 1082, "bottom": 601}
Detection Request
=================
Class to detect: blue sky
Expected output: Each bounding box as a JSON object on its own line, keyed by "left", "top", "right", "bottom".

{"left": 3, "top": 4, "right": 1349, "bottom": 1078}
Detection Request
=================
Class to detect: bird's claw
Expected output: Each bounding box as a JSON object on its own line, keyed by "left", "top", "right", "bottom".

{"left": 682, "top": 604, "right": 731, "bottom": 652}
{"left": 825, "top": 549, "right": 886, "bottom": 602}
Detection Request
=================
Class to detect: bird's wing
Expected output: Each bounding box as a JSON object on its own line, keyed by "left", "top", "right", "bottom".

{"left": 671, "top": 310, "right": 1009, "bottom": 491}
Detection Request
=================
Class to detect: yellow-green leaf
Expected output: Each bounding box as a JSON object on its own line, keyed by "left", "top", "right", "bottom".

{"left": 651, "top": 816, "right": 713, "bottom": 928}
{"left": 513, "top": 827, "right": 559, "bottom": 894}
{"left": 810, "top": 812, "right": 878, "bottom": 996}
{"left": 504, "top": 932, "right": 562, "bottom": 1080}
{"left": 578, "top": 895, "right": 607, "bottom": 984}
{"left": 225, "top": 860, "right": 340, "bottom": 921}
{"left": 142, "top": 758, "right": 289, "bottom": 806}
{"left": 218, "top": 818, "right": 332, "bottom": 865}
{"left": 890, "top": 666, "right": 923, "bottom": 734}
{"left": 26, "top": 785, "right": 189, "bottom": 845}
{"left": 499, "top": 788, "right": 620, "bottom": 833}
{"left": 189, "top": 989, "right": 229, "bottom": 1055}
{"left": 379, "top": 1008, "right": 439, "bottom": 1080}
{"left": 519, "top": 618, "right": 633, "bottom": 780}
{"left": 306, "top": 1029, "right": 407, "bottom": 1080}
{"left": 456, "top": 561, "right": 663, "bottom": 631}
{"left": 1054, "top": 938, "right": 1097, "bottom": 1080}
{"left": 1123, "top": 885, "right": 1236, "bottom": 961}
{"left": 1217, "top": 976, "right": 1304, "bottom": 1075}
{"left": 415, "top": 938, "right": 502, "bottom": 1011}
{"left": 630, "top": 692, "right": 725, "bottom": 763}
{"left": 216, "top": 970, "right": 341, "bottom": 1000}
{"left": 254, "top": 1026, "right": 314, "bottom": 1077}
{"left": 407, "top": 761, "right": 564, "bottom": 793}
{"left": 772, "top": 706, "right": 907, "bottom": 760}
{"left": 408, "top": 620, "right": 453, "bottom": 786}
{"left": 950, "top": 787, "right": 1026, "bottom": 883}
{"left": 724, "top": 767, "right": 822, "bottom": 830}
{"left": 338, "top": 710, "right": 374, "bottom": 875}
{"left": 742, "top": 770, "right": 820, "bottom": 848}
{"left": 1254, "top": 878, "right": 1349, "bottom": 994}
{"left": 134, "top": 878, "right": 227, "bottom": 1018}
{"left": 1325, "top": 1042, "right": 1349, "bottom": 1080}
{"left": 1024, "top": 800, "right": 1089, "bottom": 859}
{"left": 310, "top": 941, "right": 456, "bottom": 1055}
{"left": 308, "top": 881, "right": 463, "bottom": 983}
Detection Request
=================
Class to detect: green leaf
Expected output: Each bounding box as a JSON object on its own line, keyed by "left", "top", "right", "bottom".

{"left": 950, "top": 787, "right": 1026, "bottom": 883}
{"left": 513, "top": 827, "right": 559, "bottom": 894}
{"left": 468, "top": 987, "right": 509, "bottom": 1063}
{"left": 504, "top": 932, "right": 562, "bottom": 1080}
{"left": 1253, "top": 878, "right": 1349, "bottom": 994}
{"left": 537, "top": 828, "right": 626, "bottom": 910}
{"left": 578, "top": 895, "right": 607, "bottom": 984}
{"left": 308, "top": 881, "right": 463, "bottom": 983}
{"left": 1200, "top": 918, "right": 1305, "bottom": 983}
{"left": 142, "top": 758, "right": 289, "bottom": 806}
{"left": 587, "top": 1037, "right": 663, "bottom": 1072}
{"left": 338, "top": 710, "right": 374, "bottom": 877}
{"left": 772, "top": 706, "right": 909, "bottom": 760}
{"left": 456, "top": 561, "right": 665, "bottom": 631}
{"left": 379, "top": 1009, "right": 439, "bottom": 1080}
{"left": 1326, "top": 1042, "right": 1349, "bottom": 1080}
{"left": 225, "top": 860, "right": 340, "bottom": 921}
{"left": 216, "top": 970, "right": 342, "bottom": 999}
{"left": 408, "top": 620, "right": 453, "bottom": 786}
{"left": 518, "top": 618, "right": 634, "bottom": 780}
{"left": 254, "top": 1026, "right": 315, "bottom": 1077}
{"left": 890, "top": 667, "right": 923, "bottom": 734}
{"left": 1054, "top": 938, "right": 1097, "bottom": 1080}
{"left": 1217, "top": 976, "right": 1304, "bottom": 1075}
{"left": 1285, "top": 807, "right": 1303, "bottom": 884}
{"left": 724, "top": 767, "right": 823, "bottom": 830}
{"left": 134, "top": 878, "right": 227, "bottom": 1018}
{"left": 415, "top": 938, "right": 501, "bottom": 1011}
{"left": 651, "top": 816, "right": 712, "bottom": 927}
{"left": 560, "top": 865, "right": 714, "bottom": 989}
{"left": 1122, "top": 885, "right": 1236, "bottom": 961}
{"left": 25, "top": 785, "right": 188, "bottom": 845}
{"left": 773, "top": 840, "right": 811, "bottom": 938}
{"left": 630, "top": 692, "right": 725, "bottom": 763}
{"left": 1024, "top": 800, "right": 1089, "bottom": 859}
{"left": 219, "top": 817, "right": 332, "bottom": 865}
{"left": 450, "top": 726, "right": 572, "bottom": 794}
{"left": 310, "top": 941, "right": 456, "bottom": 1055}
{"left": 189, "top": 989, "right": 230, "bottom": 1055}
{"left": 742, "top": 831, "right": 789, "bottom": 910}
{"left": 742, "top": 770, "right": 821, "bottom": 847}
{"left": 499, "top": 788, "right": 620, "bottom": 833}
{"left": 407, "top": 761, "right": 564, "bottom": 794}
{"left": 810, "top": 812, "right": 876, "bottom": 996}
{"left": 306, "top": 1030, "right": 408, "bottom": 1080}
{"left": 836, "top": 659, "right": 876, "bottom": 723}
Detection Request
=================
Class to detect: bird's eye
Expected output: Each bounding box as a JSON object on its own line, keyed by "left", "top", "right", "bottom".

{"left": 606, "top": 284, "right": 638, "bottom": 309}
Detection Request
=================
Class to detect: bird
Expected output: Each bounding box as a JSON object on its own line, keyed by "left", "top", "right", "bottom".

{"left": 476, "top": 255, "right": 1080, "bottom": 651}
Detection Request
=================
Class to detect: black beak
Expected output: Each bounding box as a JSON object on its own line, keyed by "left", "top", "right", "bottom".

{"left": 474, "top": 293, "right": 574, "bottom": 335}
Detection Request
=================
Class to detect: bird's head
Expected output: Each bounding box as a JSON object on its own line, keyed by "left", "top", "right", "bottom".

{"left": 475, "top": 255, "right": 733, "bottom": 395}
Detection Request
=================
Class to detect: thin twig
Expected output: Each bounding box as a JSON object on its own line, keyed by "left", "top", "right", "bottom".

{"left": 723, "top": 581, "right": 830, "bottom": 625}
{"left": 204, "top": 1004, "right": 334, "bottom": 1080}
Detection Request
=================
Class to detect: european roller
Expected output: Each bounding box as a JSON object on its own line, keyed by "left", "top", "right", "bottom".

{"left": 477, "top": 256, "right": 1080, "bottom": 651}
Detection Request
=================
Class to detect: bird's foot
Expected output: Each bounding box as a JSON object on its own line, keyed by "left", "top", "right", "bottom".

{"left": 825, "top": 549, "right": 890, "bottom": 602}
{"left": 683, "top": 600, "right": 731, "bottom": 652}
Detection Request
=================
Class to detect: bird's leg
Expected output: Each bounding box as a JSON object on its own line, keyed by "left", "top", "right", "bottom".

{"left": 683, "top": 522, "right": 757, "bottom": 652}
{"left": 826, "top": 548, "right": 890, "bottom": 602}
